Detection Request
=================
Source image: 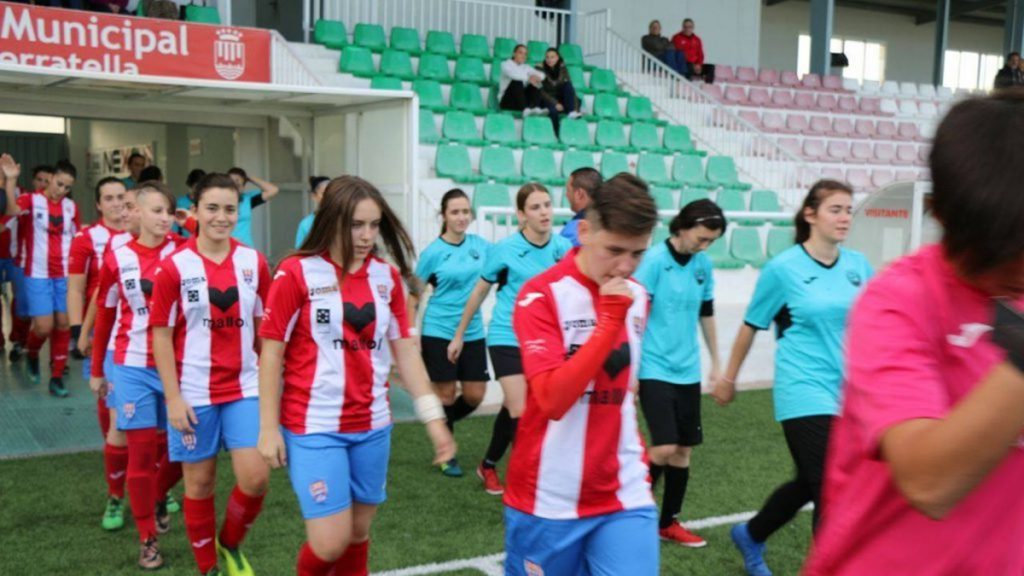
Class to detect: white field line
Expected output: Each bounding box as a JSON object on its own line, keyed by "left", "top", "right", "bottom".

{"left": 373, "top": 505, "right": 813, "bottom": 576}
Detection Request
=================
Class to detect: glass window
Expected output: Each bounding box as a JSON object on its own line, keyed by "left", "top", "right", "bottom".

{"left": 798, "top": 34, "right": 886, "bottom": 83}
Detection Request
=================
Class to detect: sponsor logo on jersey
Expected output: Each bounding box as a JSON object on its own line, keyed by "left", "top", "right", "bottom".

{"left": 947, "top": 323, "right": 993, "bottom": 349}
{"left": 309, "top": 284, "right": 339, "bottom": 297}
{"left": 187, "top": 289, "right": 200, "bottom": 303}
{"left": 563, "top": 317, "right": 597, "bottom": 331}
{"left": 315, "top": 308, "right": 331, "bottom": 334}
{"left": 182, "top": 276, "right": 205, "bottom": 289}
{"left": 518, "top": 292, "right": 544, "bottom": 307}
{"left": 309, "top": 480, "right": 328, "bottom": 504}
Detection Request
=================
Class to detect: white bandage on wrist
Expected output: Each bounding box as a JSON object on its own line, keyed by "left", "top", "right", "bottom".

{"left": 414, "top": 394, "right": 445, "bottom": 423}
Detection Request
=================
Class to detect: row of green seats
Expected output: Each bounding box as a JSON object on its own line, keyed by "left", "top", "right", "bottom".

{"left": 636, "top": 154, "right": 752, "bottom": 191}
{"left": 655, "top": 226, "right": 794, "bottom": 268}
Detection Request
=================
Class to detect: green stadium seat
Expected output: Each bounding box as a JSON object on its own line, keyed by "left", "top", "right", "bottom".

{"left": 450, "top": 82, "right": 489, "bottom": 115}
{"left": 418, "top": 53, "right": 453, "bottom": 83}
{"left": 562, "top": 149, "right": 595, "bottom": 176}
{"left": 593, "top": 93, "right": 628, "bottom": 122}
{"left": 413, "top": 79, "right": 450, "bottom": 112}
{"left": 559, "top": 118, "right": 598, "bottom": 151}
{"left": 749, "top": 189, "right": 785, "bottom": 226}
{"left": 380, "top": 49, "right": 415, "bottom": 81}
{"left": 589, "top": 68, "right": 626, "bottom": 95}
{"left": 601, "top": 152, "right": 630, "bottom": 179}
{"left": 353, "top": 23, "right": 387, "bottom": 52}
{"left": 716, "top": 189, "right": 747, "bottom": 213}
{"left": 730, "top": 227, "right": 767, "bottom": 267}
{"left": 523, "top": 116, "right": 564, "bottom": 149}
{"left": 630, "top": 123, "right": 666, "bottom": 153}
{"left": 595, "top": 120, "right": 634, "bottom": 153}
{"left": 627, "top": 96, "right": 667, "bottom": 126}
{"left": 558, "top": 43, "right": 592, "bottom": 70}
{"left": 473, "top": 183, "right": 512, "bottom": 209}
{"left": 766, "top": 227, "right": 795, "bottom": 259}
{"left": 649, "top": 187, "right": 677, "bottom": 212}
{"left": 637, "top": 153, "right": 674, "bottom": 188}
{"left": 426, "top": 30, "right": 457, "bottom": 58}
{"left": 371, "top": 76, "right": 405, "bottom": 91}
{"left": 441, "top": 111, "right": 485, "bottom": 146}
{"left": 436, "top": 144, "right": 483, "bottom": 183}
{"left": 419, "top": 111, "right": 440, "bottom": 144}
{"left": 555, "top": 188, "right": 573, "bottom": 225}
{"left": 455, "top": 57, "right": 489, "bottom": 85}
{"left": 673, "top": 155, "right": 716, "bottom": 190}
{"left": 527, "top": 40, "right": 549, "bottom": 65}
{"left": 461, "top": 34, "right": 491, "bottom": 60}
{"left": 663, "top": 125, "right": 706, "bottom": 156}
{"left": 313, "top": 19, "right": 347, "bottom": 50}
{"left": 389, "top": 27, "right": 421, "bottom": 54}
{"left": 522, "top": 148, "right": 562, "bottom": 186}
{"left": 707, "top": 156, "right": 753, "bottom": 191}
{"left": 651, "top": 225, "right": 670, "bottom": 246}
{"left": 567, "top": 66, "right": 591, "bottom": 95}
{"left": 492, "top": 37, "right": 518, "bottom": 61}
{"left": 705, "top": 234, "right": 744, "bottom": 269}
{"left": 184, "top": 5, "right": 220, "bottom": 23}
{"left": 680, "top": 188, "right": 711, "bottom": 206}
{"left": 339, "top": 46, "right": 376, "bottom": 78}
{"left": 483, "top": 113, "right": 523, "bottom": 148}
{"left": 480, "top": 146, "right": 521, "bottom": 184}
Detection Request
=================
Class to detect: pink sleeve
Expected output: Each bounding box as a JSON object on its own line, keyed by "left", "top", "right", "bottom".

{"left": 149, "top": 261, "right": 180, "bottom": 328}
{"left": 844, "top": 281, "right": 950, "bottom": 457}
{"left": 387, "top": 267, "right": 410, "bottom": 340}
{"left": 258, "top": 259, "right": 307, "bottom": 342}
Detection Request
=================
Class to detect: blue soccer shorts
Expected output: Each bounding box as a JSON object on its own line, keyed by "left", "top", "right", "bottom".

{"left": 114, "top": 365, "right": 166, "bottom": 431}
{"left": 23, "top": 276, "right": 68, "bottom": 317}
{"left": 167, "top": 397, "right": 260, "bottom": 463}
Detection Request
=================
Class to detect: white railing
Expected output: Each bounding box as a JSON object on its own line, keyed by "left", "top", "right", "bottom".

{"left": 578, "top": 9, "right": 610, "bottom": 67}
{"left": 271, "top": 31, "right": 322, "bottom": 87}
{"left": 603, "top": 30, "right": 820, "bottom": 207}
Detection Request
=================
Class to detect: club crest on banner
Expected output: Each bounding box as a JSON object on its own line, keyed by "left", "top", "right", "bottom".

{"left": 214, "top": 29, "right": 246, "bottom": 80}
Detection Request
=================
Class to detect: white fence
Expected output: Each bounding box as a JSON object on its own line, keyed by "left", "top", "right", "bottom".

{"left": 271, "top": 32, "right": 322, "bottom": 87}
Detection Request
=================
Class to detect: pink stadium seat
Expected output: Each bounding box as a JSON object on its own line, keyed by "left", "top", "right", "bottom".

{"left": 794, "top": 91, "right": 816, "bottom": 110}
{"left": 822, "top": 167, "right": 846, "bottom": 181}
{"left": 847, "top": 168, "right": 871, "bottom": 189}
{"left": 838, "top": 95, "right": 858, "bottom": 113}
{"left": 716, "top": 65, "right": 735, "bottom": 83}
{"left": 896, "top": 169, "right": 918, "bottom": 182}
{"left": 833, "top": 117, "right": 854, "bottom": 137}
{"left": 780, "top": 70, "right": 801, "bottom": 88}
{"left": 897, "top": 122, "right": 920, "bottom": 141}
{"left": 917, "top": 146, "right": 929, "bottom": 166}
{"left": 876, "top": 120, "right": 897, "bottom": 139}
{"left": 802, "top": 139, "right": 826, "bottom": 160}
{"left": 895, "top": 144, "right": 917, "bottom": 165}
{"left": 748, "top": 87, "right": 771, "bottom": 107}
{"left": 778, "top": 137, "right": 801, "bottom": 157}
{"left": 827, "top": 140, "right": 851, "bottom": 162}
{"left": 761, "top": 112, "right": 785, "bottom": 132}
{"left": 739, "top": 110, "right": 762, "bottom": 128}
{"left": 859, "top": 97, "right": 881, "bottom": 115}
{"left": 817, "top": 93, "right": 838, "bottom": 112}
{"left": 873, "top": 142, "right": 896, "bottom": 163}
{"left": 770, "top": 90, "right": 794, "bottom": 108}
{"left": 849, "top": 142, "right": 872, "bottom": 163}
{"left": 735, "top": 66, "right": 758, "bottom": 83}
{"left": 758, "top": 68, "right": 779, "bottom": 85}
{"left": 808, "top": 115, "right": 833, "bottom": 136}
{"left": 854, "top": 118, "right": 876, "bottom": 139}
{"left": 801, "top": 73, "right": 823, "bottom": 90}
{"left": 786, "top": 114, "right": 809, "bottom": 134}
{"left": 823, "top": 75, "right": 845, "bottom": 92}
{"left": 872, "top": 169, "right": 895, "bottom": 188}
{"left": 701, "top": 83, "right": 724, "bottom": 101}
{"left": 725, "top": 86, "right": 748, "bottom": 105}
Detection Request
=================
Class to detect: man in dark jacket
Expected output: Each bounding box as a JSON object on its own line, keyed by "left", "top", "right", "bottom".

{"left": 995, "top": 52, "right": 1024, "bottom": 89}
{"left": 643, "top": 20, "right": 687, "bottom": 76}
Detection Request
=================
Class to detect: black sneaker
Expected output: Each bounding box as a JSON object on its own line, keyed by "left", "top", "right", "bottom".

{"left": 155, "top": 499, "right": 171, "bottom": 535}
{"left": 48, "top": 377, "right": 68, "bottom": 398}
{"left": 27, "top": 356, "right": 40, "bottom": 384}
{"left": 8, "top": 343, "right": 23, "bottom": 362}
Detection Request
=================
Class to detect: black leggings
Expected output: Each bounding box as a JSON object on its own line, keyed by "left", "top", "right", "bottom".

{"left": 747, "top": 415, "right": 832, "bottom": 543}
{"left": 500, "top": 81, "right": 543, "bottom": 112}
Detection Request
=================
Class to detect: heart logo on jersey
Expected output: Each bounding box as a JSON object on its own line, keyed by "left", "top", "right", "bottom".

{"left": 602, "top": 343, "right": 631, "bottom": 379}
{"left": 48, "top": 214, "right": 64, "bottom": 228}
{"left": 140, "top": 279, "right": 154, "bottom": 296}
{"left": 208, "top": 287, "right": 239, "bottom": 312}
{"left": 344, "top": 302, "right": 376, "bottom": 333}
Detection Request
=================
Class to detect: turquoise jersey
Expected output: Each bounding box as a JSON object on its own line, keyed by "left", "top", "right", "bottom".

{"left": 635, "top": 240, "right": 714, "bottom": 385}
{"left": 231, "top": 190, "right": 265, "bottom": 247}
{"left": 416, "top": 234, "right": 492, "bottom": 341}
{"left": 481, "top": 232, "right": 572, "bottom": 347}
{"left": 745, "top": 245, "right": 874, "bottom": 421}
{"left": 295, "top": 213, "right": 315, "bottom": 249}
{"left": 174, "top": 195, "right": 192, "bottom": 237}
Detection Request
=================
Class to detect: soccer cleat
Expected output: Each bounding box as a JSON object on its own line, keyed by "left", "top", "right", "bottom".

{"left": 164, "top": 494, "right": 180, "bottom": 514}
{"left": 27, "top": 356, "right": 40, "bottom": 384}
{"left": 730, "top": 523, "right": 772, "bottom": 576}
{"left": 440, "top": 458, "right": 464, "bottom": 478}
{"left": 9, "top": 343, "right": 24, "bottom": 362}
{"left": 102, "top": 497, "right": 125, "bottom": 531}
{"left": 48, "top": 377, "right": 68, "bottom": 398}
{"left": 155, "top": 499, "right": 171, "bottom": 535}
{"left": 476, "top": 463, "right": 504, "bottom": 495}
{"left": 138, "top": 536, "right": 164, "bottom": 571}
{"left": 217, "top": 539, "right": 254, "bottom": 576}
{"left": 659, "top": 522, "right": 707, "bottom": 548}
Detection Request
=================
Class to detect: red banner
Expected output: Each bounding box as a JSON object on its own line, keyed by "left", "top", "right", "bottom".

{"left": 0, "top": 2, "right": 271, "bottom": 83}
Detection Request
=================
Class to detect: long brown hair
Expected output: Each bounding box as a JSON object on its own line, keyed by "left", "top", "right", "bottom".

{"left": 297, "top": 175, "right": 416, "bottom": 283}
{"left": 439, "top": 188, "right": 471, "bottom": 235}
{"left": 794, "top": 179, "right": 853, "bottom": 244}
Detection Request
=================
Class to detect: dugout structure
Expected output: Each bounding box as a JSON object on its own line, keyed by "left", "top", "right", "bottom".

{"left": 846, "top": 180, "right": 941, "bottom": 272}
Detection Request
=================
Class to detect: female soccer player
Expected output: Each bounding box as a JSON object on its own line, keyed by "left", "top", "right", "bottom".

{"left": 804, "top": 93, "right": 1024, "bottom": 575}
{"left": 90, "top": 181, "right": 185, "bottom": 570}
{"left": 2, "top": 155, "right": 80, "bottom": 397}
{"left": 448, "top": 183, "right": 572, "bottom": 495}
{"left": 505, "top": 173, "right": 660, "bottom": 576}
{"left": 257, "top": 175, "right": 454, "bottom": 576}
{"left": 411, "top": 189, "right": 492, "bottom": 477}
{"left": 635, "top": 199, "right": 725, "bottom": 548}
{"left": 151, "top": 173, "right": 271, "bottom": 576}
{"left": 713, "top": 179, "right": 873, "bottom": 576}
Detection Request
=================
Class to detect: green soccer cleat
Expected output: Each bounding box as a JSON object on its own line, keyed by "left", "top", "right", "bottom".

{"left": 164, "top": 494, "right": 180, "bottom": 513}
{"left": 48, "top": 377, "right": 68, "bottom": 398}
{"left": 440, "top": 458, "right": 464, "bottom": 478}
{"left": 102, "top": 497, "right": 125, "bottom": 531}
{"left": 217, "top": 540, "right": 254, "bottom": 576}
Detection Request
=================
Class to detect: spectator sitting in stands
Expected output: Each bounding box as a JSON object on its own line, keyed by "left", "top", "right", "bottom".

{"left": 499, "top": 44, "right": 548, "bottom": 118}
{"left": 994, "top": 52, "right": 1024, "bottom": 89}
{"left": 537, "top": 48, "right": 583, "bottom": 131}
{"left": 643, "top": 20, "right": 687, "bottom": 76}
{"left": 672, "top": 18, "right": 704, "bottom": 80}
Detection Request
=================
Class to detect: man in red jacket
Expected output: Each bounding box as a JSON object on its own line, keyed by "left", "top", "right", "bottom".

{"left": 672, "top": 19, "right": 704, "bottom": 80}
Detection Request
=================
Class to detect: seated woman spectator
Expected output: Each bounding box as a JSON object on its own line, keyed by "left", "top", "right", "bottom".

{"left": 499, "top": 44, "right": 548, "bottom": 118}
{"left": 537, "top": 48, "right": 582, "bottom": 129}
{"left": 643, "top": 20, "right": 687, "bottom": 76}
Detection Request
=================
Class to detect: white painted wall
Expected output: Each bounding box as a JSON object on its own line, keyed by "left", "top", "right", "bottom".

{"left": 759, "top": 1, "right": 1004, "bottom": 85}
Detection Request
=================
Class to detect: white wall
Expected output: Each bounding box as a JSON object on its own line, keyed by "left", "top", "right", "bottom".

{"left": 760, "top": 1, "right": 1004, "bottom": 84}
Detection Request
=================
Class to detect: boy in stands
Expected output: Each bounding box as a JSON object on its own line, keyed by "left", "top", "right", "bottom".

{"left": 2, "top": 154, "right": 80, "bottom": 397}
{"left": 505, "top": 173, "right": 660, "bottom": 575}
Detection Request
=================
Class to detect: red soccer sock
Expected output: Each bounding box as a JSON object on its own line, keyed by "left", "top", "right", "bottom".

{"left": 156, "top": 455, "right": 183, "bottom": 500}
{"left": 126, "top": 428, "right": 158, "bottom": 542}
{"left": 219, "top": 485, "right": 266, "bottom": 550}
{"left": 184, "top": 496, "right": 218, "bottom": 573}
{"left": 49, "top": 328, "right": 70, "bottom": 376}
{"left": 97, "top": 396, "right": 111, "bottom": 439}
{"left": 104, "top": 442, "right": 129, "bottom": 499}
{"left": 297, "top": 542, "right": 336, "bottom": 576}
{"left": 25, "top": 330, "right": 46, "bottom": 358}
{"left": 334, "top": 540, "right": 369, "bottom": 576}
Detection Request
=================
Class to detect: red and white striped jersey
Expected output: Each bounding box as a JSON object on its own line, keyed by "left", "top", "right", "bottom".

{"left": 69, "top": 222, "right": 123, "bottom": 299}
{"left": 0, "top": 186, "right": 23, "bottom": 260}
{"left": 506, "top": 254, "right": 654, "bottom": 520}
{"left": 14, "top": 191, "right": 80, "bottom": 278}
{"left": 96, "top": 237, "right": 182, "bottom": 368}
{"left": 259, "top": 254, "right": 410, "bottom": 435}
{"left": 150, "top": 239, "right": 270, "bottom": 407}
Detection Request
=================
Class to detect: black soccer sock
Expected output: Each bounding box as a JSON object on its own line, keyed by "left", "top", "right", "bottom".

{"left": 659, "top": 466, "right": 690, "bottom": 530}
{"left": 649, "top": 463, "right": 665, "bottom": 490}
{"left": 443, "top": 404, "right": 456, "bottom": 433}
{"left": 483, "top": 407, "right": 512, "bottom": 468}
{"left": 449, "top": 395, "right": 478, "bottom": 422}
